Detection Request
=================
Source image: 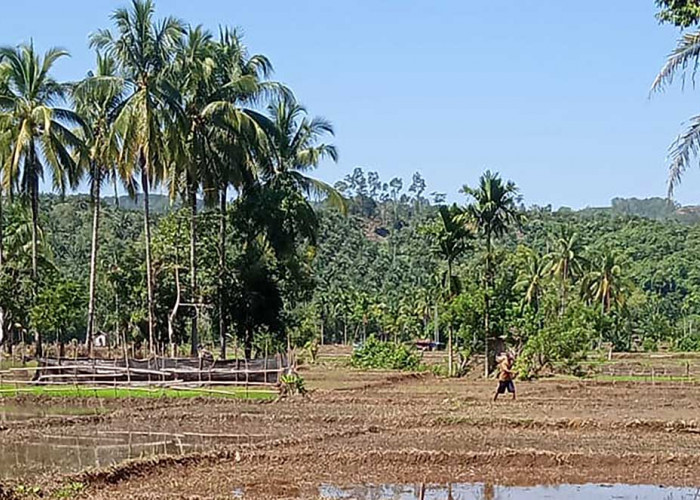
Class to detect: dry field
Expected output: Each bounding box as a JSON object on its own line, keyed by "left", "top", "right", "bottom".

{"left": 2, "top": 356, "right": 700, "bottom": 499}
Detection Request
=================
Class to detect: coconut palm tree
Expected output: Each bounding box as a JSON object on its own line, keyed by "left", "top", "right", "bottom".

{"left": 651, "top": 29, "right": 700, "bottom": 195}
{"left": 460, "top": 170, "right": 521, "bottom": 377}
{"left": 259, "top": 94, "right": 344, "bottom": 213}
{"left": 72, "top": 53, "right": 129, "bottom": 356}
{"left": 0, "top": 43, "right": 83, "bottom": 357}
{"left": 582, "top": 251, "right": 627, "bottom": 315}
{"left": 166, "top": 26, "right": 278, "bottom": 358}
{"left": 547, "top": 226, "right": 587, "bottom": 315}
{"left": 90, "top": 0, "right": 185, "bottom": 354}
{"left": 514, "top": 247, "right": 549, "bottom": 314}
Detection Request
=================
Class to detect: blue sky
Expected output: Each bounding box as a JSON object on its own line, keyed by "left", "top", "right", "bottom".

{"left": 1, "top": 0, "right": 698, "bottom": 208}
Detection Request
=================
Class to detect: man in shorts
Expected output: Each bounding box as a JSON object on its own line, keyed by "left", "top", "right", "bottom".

{"left": 493, "top": 352, "right": 516, "bottom": 401}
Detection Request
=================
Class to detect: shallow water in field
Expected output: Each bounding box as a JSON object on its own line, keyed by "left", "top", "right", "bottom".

{"left": 318, "top": 483, "right": 700, "bottom": 500}
{"left": 0, "top": 429, "right": 267, "bottom": 479}
{"left": 0, "top": 404, "right": 105, "bottom": 422}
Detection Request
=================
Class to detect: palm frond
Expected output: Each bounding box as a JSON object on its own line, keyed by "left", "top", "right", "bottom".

{"left": 651, "top": 29, "right": 700, "bottom": 93}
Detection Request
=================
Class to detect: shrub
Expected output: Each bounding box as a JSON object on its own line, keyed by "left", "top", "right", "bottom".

{"left": 675, "top": 334, "right": 700, "bottom": 352}
{"left": 516, "top": 321, "right": 592, "bottom": 379}
{"left": 351, "top": 335, "right": 421, "bottom": 371}
{"left": 642, "top": 337, "right": 658, "bottom": 353}
{"left": 278, "top": 373, "right": 307, "bottom": 397}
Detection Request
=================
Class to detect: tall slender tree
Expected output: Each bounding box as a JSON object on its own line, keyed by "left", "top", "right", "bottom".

{"left": 427, "top": 204, "right": 472, "bottom": 376}
{"left": 72, "top": 53, "right": 128, "bottom": 356}
{"left": 460, "top": 171, "right": 521, "bottom": 377}
{"left": 0, "top": 43, "right": 83, "bottom": 357}
{"left": 91, "top": 0, "right": 185, "bottom": 354}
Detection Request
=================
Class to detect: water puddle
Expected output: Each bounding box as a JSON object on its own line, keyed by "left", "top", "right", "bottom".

{"left": 0, "top": 404, "right": 106, "bottom": 422}
{"left": 318, "top": 483, "right": 700, "bottom": 499}
{"left": 0, "top": 430, "right": 268, "bottom": 479}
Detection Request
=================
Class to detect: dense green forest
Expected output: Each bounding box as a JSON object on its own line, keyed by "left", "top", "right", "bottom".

{"left": 3, "top": 0, "right": 700, "bottom": 378}
{"left": 3, "top": 168, "right": 700, "bottom": 376}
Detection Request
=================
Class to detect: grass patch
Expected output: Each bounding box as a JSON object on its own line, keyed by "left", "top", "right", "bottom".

{"left": 0, "top": 360, "right": 37, "bottom": 370}
{"left": 593, "top": 374, "right": 697, "bottom": 383}
{"left": 0, "top": 384, "right": 276, "bottom": 400}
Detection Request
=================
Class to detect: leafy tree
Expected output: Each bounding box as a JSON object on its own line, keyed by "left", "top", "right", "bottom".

{"left": 656, "top": 0, "right": 700, "bottom": 27}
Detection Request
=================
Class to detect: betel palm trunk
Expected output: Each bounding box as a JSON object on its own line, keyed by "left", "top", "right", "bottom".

{"left": 218, "top": 185, "right": 227, "bottom": 359}
{"left": 86, "top": 164, "right": 101, "bottom": 357}
{"left": 446, "top": 258, "right": 453, "bottom": 377}
{"left": 141, "top": 161, "right": 156, "bottom": 355}
{"left": 189, "top": 183, "right": 198, "bottom": 357}
{"left": 483, "top": 233, "right": 492, "bottom": 378}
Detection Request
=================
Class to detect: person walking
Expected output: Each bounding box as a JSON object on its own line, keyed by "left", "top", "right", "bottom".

{"left": 493, "top": 352, "right": 517, "bottom": 401}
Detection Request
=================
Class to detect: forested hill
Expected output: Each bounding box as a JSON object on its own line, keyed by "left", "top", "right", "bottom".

{"left": 7, "top": 170, "right": 700, "bottom": 361}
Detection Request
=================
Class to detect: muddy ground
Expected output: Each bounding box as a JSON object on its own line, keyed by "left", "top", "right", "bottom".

{"left": 3, "top": 359, "right": 700, "bottom": 499}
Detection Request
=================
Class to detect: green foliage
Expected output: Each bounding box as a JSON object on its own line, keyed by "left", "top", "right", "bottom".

{"left": 351, "top": 335, "right": 421, "bottom": 371}
{"left": 655, "top": 0, "right": 700, "bottom": 27}
{"left": 278, "top": 373, "right": 307, "bottom": 397}
{"left": 516, "top": 311, "right": 593, "bottom": 380}
{"left": 30, "top": 279, "right": 87, "bottom": 345}
{"left": 52, "top": 482, "right": 85, "bottom": 499}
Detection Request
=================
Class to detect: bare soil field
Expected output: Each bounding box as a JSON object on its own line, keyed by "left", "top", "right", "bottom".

{"left": 2, "top": 357, "right": 700, "bottom": 499}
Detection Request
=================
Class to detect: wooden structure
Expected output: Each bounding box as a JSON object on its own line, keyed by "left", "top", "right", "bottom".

{"left": 0, "top": 355, "right": 289, "bottom": 394}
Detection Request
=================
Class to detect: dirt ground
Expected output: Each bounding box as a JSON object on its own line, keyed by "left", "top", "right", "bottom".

{"left": 3, "top": 359, "right": 700, "bottom": 499}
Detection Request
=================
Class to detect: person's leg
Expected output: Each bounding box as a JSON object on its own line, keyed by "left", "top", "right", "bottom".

{"left": 494, "top": 381, "right": 505, "bottom": 401}
{"left": 509, "top": 381, "right": 516, "bottom": 400}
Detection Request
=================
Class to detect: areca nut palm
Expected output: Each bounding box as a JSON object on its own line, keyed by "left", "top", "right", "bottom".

{"left": 429, "top": 204, "right": 472, "bottom": 376}
{"left": 460, "top": 170, "right": 522, "bottom": 378}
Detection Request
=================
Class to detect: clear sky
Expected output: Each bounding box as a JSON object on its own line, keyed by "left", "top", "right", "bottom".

{"left": 1, "top": 0, "right": 699, "bottom": 208}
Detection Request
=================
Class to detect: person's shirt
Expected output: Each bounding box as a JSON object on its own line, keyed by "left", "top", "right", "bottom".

{"left": 498, "top": 359, "right": 513, "bottom": 381}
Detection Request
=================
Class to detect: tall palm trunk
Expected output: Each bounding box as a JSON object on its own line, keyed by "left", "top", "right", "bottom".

{"left": 446, "top": 258, "right": 453, "bottom": 377}
{"left": 218, "top": 186, "right": 227, "bottom": 359}
{"left": 0, "top": 185, "right": 4, "bottom": 350}
{"left": 189, "top": 183, "right": 198, "bottom": 357}
{"left": 29, "top": 145, "right": 42, "bottom": 359}
{"left": 560, "top": 260, "right": 568, "bottom": 316}
{"left": 86, "top": 165, "right": 101, "bottom": 357}
{"left": 483, "top": 234, "right": 492, "bottom": 378}
{"left": 141, "top": 163, "right": 156, "bottom": 355}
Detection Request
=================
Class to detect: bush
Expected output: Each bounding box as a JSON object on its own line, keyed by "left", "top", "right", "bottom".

{"left": 642, "top": 337, "right": 658, "bottom": 353}
{"left": 516, "top": 321, "right": 592, "bottom": 379}
{"left": 351, "top": 335, "right": 421, "bottom": 371}
{"left": 278, "top": 373, "right": 307, "bottom": 397}
{"left": 675, "top": 334, "right": 700, "bottom": 352}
